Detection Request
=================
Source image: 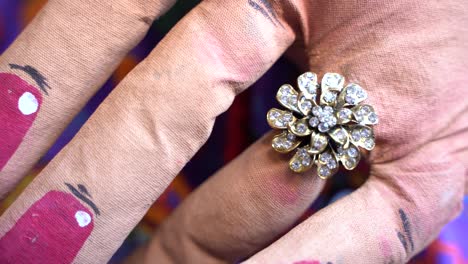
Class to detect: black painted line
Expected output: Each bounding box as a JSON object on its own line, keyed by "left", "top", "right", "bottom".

{"left": 399, "top": 209, "right": 414, "bottom": 251}
{"left": 77, "top": 184, "right": 92, "bottom": 198}
{"left": 248, "top": 0, "right": 277, "bottom": 26}
{"left": 65, "top": 183, "right": 101, "bottom": 216}
{"left": 9, "top": 64, "right": 51, "bottom": 95}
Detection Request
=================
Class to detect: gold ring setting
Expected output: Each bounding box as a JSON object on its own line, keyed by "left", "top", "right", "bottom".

{"left": 266, "top": 72, "right": 378, "bottom": 179}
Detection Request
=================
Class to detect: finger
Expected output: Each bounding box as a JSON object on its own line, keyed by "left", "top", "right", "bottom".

{"left": 0, "top": 0, "right": 175, "bottom": 196}
{"left": 243, "top": 0, "right": 468, "bottom": 261}
{"left": 0, "top": 0, "right": 295, "bottom": 263}
{"left": 246, "top": 1, "right": 468, "bottom": 263}
{"left": 138, "top": 132, "right": 326, "bottom": 263}
{"left": 245, "top": 138, "right": 465, "bottom": 264}
{"left": 141, "top": 0, "right": 468, "bottom": 262}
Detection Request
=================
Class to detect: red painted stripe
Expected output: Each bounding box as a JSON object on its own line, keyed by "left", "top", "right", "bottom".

{"left": 0, "top": 191, "right": 94, "bottom": 263}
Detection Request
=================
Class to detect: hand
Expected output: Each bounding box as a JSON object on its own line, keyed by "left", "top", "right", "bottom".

{"left": 0, "top": 0, "right": 466, "bottom": 263}
{"left": 128, "top": 1, "right": 468, "bottom": 263}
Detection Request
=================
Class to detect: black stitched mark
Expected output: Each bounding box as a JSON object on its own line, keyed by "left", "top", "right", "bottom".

{"left": 9, "top": 64, "right": 51, "bottom": 95}
{"left": 397, "top": 231, "right": 408, "bottom": 253}
{"left": 257, "top": 0, "right": 282, "bottom": 26}
{"left": 247, "top": 0, "right": 277, "bottom": 26}
{"left": 65, "top": 183, "right": 100, "bottom": 216}
{"left": 399, "top": 209, "right": 414, "bottom": 251}
{"left": 77, "top": 184, "right": 92, "bottom": 198}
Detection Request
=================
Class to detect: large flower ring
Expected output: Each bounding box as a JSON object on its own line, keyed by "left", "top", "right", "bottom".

{"left": 266, "top": 72, "right": 379, "bottom": 179}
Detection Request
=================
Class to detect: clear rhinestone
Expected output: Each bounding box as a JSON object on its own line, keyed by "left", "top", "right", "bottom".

{"left": 318, "top": 122, "right": 330, "bottom": 132}
{"left": 291, "top": 161, "right": 301, "bottom": 171}
{"left": 307, "top": 85, "right": 317, "bottom": 94}
{"left": 345, "top": 84, "right": 367, "bottom": 104}
{"left": 327, "top": 159, "right": 337, "bottom": 169}
{"left": 319, "top": 166, "right": 331, "bottom": 177}
{"left": 297, "top": 148, "right": 307, "bottom": 157}
{"left": 312, "top": 106, "right": 322, "bottom": 117}
{"left": 336, "top": 146, "right": 345, "bottom": 156}
{"left": 323, "top": 106, "right": 334, "bottom": 114}
{"left": 307, "top": 87, "right": 317, "bottom": 95}
{"left": 355, "top": 114, "right": 364, "bottom": 123}
{"left": 300, "top": 100, "right": 312, "bottom": 112}
{"left": 361, "top": 105, "right": 371, "bottom": 115}
{"left": 356, "top": 89, "right": 367, "bottom": 99}
{"left": 298, "top": 77, "right": 307, "bottom": 88}
{"left": 268, "top": 110, "right": 280, "bottom": 121}
{"left": 286, "top": 133, "right": 296, "bottom": 141}
{"left": 298, "top": 72, "right": 318, "bottom": 96}
{"left": 313, "top": 137, "right": 326, "bottom": 149}
{"left": 272, "top": 140, "right": 281, "bottom": 149}
{"left": 297, "top": 148, "right": 308, "bottom": 157}
{"left": 347, "top": 84, "right": 362, "bottom": 94}
{"left": 289, "top": 94, "right": 298, "bottom": 105}
{"left": 283, "top": 140, "right": 292, "bottom": 149}
{"left": 279, "top": 85, "right": 293, "bottom": 94}
{"left": 302, "top": 155, "right": 312, "bottom": 166}
{"left": 283, "top": 113, "right": 293, "bottom": 122}
{"left": 319, "top": 114, "right": 330, "bottom": 123}
{"left": 345, "top": 95, "right": 357, "bottom": 105}
{"left": 338, "top": 108, "right": 352, "bottom": 120}
{"left": 309, "top": 117, "right": 319, "bottom": 127}
{"left": 368, "top": 112, "right": 378, "bottom": 124}
{"left": 323, "top": 73, "right": 344, "bottom": 90}
{"left": 274, "top": 119, "right": 285, "bottom": 127}
{"left": 335, "top": 129, "right": 346, "bottom": 141}
{"left": 347, "top": 84, "right": 357, "bottom": 94}
{"left": 352, "top": 129, "right": 362, "bottom": 142}
{"left": 328, "top": 116, "right": 337, "bottom": 127}
{"left": 347, "top": 147, "right": 358, "bottom": 158}
{"left": 345, "top": 158, "right": 356, "bottom": 168}
{"left": 364, "top": 138, "right": 375, "bottom": 149}
{"left": 323, "top": 92, "right": 337, "bottom": 103}
{"left": 325, "top": 75, "right": 340, "bottom": 87}
{"left": 277, "top": 85, "right": 300, "bottom": 111}
{"left": 360, "top": 127, "right": 372, "bottom": 138}
{"left": 296, "top": 123, "right": 307, "bottom": 134}
{"left": 320, "top": 152, "right": 332, "bottom": 163}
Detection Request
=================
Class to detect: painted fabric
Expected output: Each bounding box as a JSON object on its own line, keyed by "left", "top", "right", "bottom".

{"left": 0, "top": 1, "right": 466, "bottom": 263}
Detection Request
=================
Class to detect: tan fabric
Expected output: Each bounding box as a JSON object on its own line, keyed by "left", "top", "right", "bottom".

{"left": 0, "top": 0, "right": 466, "bottom": 263}
{"left": 143, "top": 1, "right": 468, "bottom": 263}
{"left": 0, "top": 0, "right": 293, "bottom": 263}
{"left": 0, "top": 0, "right": 175, "bottom": 197}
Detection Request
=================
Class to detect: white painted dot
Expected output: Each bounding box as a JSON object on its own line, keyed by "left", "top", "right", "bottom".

{"left": 75, "top": 211, "right": 92, "bottom": 227}
{"left": 18, "top": 92, "right": 39, "bottom": 115}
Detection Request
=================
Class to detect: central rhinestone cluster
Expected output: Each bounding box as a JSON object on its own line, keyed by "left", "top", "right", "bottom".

{"left": 310, "top": 105, "right": 337, "bottom": 132}
{"left": 266, "top": 72, "right": 378, "bottom": 179}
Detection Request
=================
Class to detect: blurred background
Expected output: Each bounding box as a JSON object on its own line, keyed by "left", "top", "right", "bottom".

{"left": 0, "top": 1, "right": 466, "bottom": 263}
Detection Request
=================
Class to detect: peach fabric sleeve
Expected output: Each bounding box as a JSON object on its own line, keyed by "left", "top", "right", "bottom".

{"left": 0, "top": 0, "right": 466, "bottom": 263}
{"left": 0, "top": 0, "right": 294, "bottom": 262}
{"left": 136, "top": 1, "right": 468, "bottom": 263}
{"left": 0, "top": 0, "right": 175, "bottom": 197}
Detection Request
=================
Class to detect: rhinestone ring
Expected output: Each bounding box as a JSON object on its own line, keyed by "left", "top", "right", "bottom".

{"left": 266, "top": 72, "right": 378, "bottom": 179}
